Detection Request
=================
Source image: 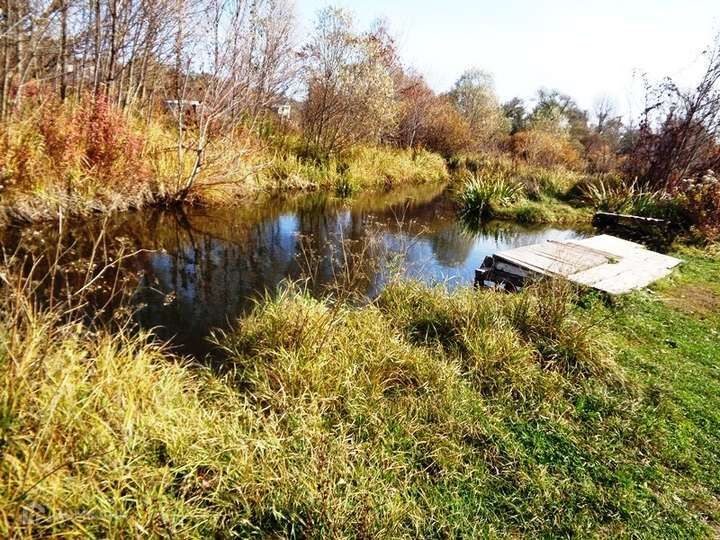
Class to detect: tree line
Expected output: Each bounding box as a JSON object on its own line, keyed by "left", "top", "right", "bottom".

{"left": 1, "top": 2, "right": 719, "bottom": 200}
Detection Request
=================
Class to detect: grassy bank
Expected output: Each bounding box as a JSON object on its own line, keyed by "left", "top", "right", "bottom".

{"left": 258, "top": 142, "right": 448, "bottom": 197}
{"left": 2, "top": 245, "right": 720, "bottom": 537}
{"left": 1, "top": 98, "right": 616, "bottom": 229}
{"left": 453, "top": 155, "right": 598, "bottom": 225}
{"left": 0, "top": 98, "right": 448, "bottom": 225}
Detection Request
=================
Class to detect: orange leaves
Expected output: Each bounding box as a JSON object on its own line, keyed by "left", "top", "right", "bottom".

{"left": 511, "top": 130, "right": 584, "bottom": 170}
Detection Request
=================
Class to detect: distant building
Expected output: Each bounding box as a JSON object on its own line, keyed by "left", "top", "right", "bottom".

{"left": 164, "top": 100, "right": 201, "bottom": 114}
{"left": 276, "top": 103, "right": 291, "bottom": 119}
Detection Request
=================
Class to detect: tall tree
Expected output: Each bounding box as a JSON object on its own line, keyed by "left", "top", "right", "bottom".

{"left": 448, "top": 69, "right": 509, "bottom": 148}
{"left": 300, "top": 7, "right": 398, "bottom": 155}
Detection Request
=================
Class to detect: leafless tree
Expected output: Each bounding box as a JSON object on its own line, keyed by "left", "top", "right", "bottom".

{"left": 0, "top": 0, "right": 298, "bottom": 201}
{"left": 166, "top": 0, "right": 298, "bottom": 201}
{"left": 627, "top": 33, "right": 720, "bottom": 188}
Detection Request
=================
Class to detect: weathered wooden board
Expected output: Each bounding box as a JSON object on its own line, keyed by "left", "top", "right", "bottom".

{"left": 483, "top": 234, "right": 682, "bottom": 295}
{"left": 494, "top": 241, "right": 610, "bottom": 277}
{"left": 568, "top": 236, "right": 682, "bottom": 294}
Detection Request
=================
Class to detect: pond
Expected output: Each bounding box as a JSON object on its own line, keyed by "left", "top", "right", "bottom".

{"left": 3, "top": 183, "right": 590, "bottom": 357}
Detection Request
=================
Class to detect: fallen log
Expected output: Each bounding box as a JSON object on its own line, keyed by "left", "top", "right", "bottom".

{"left": 592, "top": 211, "right": 675, "bottom": 250}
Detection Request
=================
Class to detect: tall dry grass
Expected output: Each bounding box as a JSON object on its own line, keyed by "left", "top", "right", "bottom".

{"left": 261, "top": 142, "right": 448, "bottom": 197}
{"left": 0, "top": 96, "right": 450, "bottom": 225}
{"left": 2, "top": 227, "right": 635, "bottom": 536}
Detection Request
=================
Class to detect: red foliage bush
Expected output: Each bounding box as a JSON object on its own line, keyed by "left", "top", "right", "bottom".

{"left": 39, "top": 100, "right": 79, "bottom": 176}
{"left": 35, "top": 94, "right": 148, "bottom": 188}
{"left": 0, "top": 91, "right": 152, "bottom": 210}
{"left": 76, "top": 95, "right": 146, "bottom": 182}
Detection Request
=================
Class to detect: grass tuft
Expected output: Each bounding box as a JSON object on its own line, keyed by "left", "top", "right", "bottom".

{"left": 455, "top": 172, "right": 525, "bottom": 220}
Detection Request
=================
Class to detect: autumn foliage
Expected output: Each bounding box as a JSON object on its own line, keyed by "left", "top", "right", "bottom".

{"left": 0, "top": 93, "right": 152, "bottom": 220}
{"left": 1, "top": 94, "right": 146, "bottom": 188}
{"left": 510, "top": 129, "right": 583, "bottom": 170}
{"left": 675, "top": 171, "right": 720, "bottom": 240}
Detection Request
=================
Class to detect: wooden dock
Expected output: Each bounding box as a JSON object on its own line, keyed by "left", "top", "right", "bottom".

{"left": 476, "top": 234, "right": 682, "bottom": 295}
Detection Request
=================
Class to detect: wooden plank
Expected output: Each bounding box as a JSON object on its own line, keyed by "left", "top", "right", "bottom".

{"left": 567, "top": 236, "right": 681, "bottom": 293}
{"left": 494, "top": 241, "right": 609, "bottom": 277}
{"left": 592, "top": 211, "right": 669, "bottom": 229}
{"left": 481, "top": 234, "right": 682, "bottom": 295}
{"left": 571, "top": 235, "right": 680, "bottom": 267}
{"left": 569, "top": 260, "right": 676, "bottom": 294}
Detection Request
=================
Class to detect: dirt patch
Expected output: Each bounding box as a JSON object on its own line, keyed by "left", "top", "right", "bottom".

{"left": 663, "top": 284, "right": 720, "bottom": 318}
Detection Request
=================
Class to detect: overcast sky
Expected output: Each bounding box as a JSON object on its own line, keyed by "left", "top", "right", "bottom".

{"left": 296, "top": 0, "right": 720, "bottom": 120}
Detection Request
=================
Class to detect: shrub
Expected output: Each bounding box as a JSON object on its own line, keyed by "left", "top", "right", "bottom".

{"left": 584, "top": 135, "right": 625, "bottom": 174}
{"left": 447, "top": 69, "right": 510, "bottom": 150}
{"left": 301, "top": 8, "right": 399, "bottom": 155}
{"left": 571, "top": 171, "right": 720, "bottom": 240}
{"left": 0, "top": 115, "right": 46, "bottom": 190}
{"left": 511, "top": 129, "right": 584, "bottom": 170}
{"left": 35, "top": 94, "right": 147, "bottom": 189}
{"left": 420, "top": 97, "right": 472, "bottom": 158}
{"left": 675, "top": 170, "right": 720, "bottom": 240}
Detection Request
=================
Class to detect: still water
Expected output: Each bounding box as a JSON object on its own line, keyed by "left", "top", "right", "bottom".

{"left": 4, "top": 183, "right": 589, "bottom": 356}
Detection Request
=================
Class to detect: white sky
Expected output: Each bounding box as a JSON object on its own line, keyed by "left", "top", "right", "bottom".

{"left": 295, "top": 0, "right": 720, "bottom": 120}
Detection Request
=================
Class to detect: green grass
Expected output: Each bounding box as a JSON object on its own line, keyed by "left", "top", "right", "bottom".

{"left": 2, "top": 246, "right": 720, "bottom": 537}
{"left": 576, "top": 247, "right": 720, "bottom": 536}
{"left": 453, "top": 154, "right": 593, "bottom": 226}
{"left": 262, "top": 144, "right": 449, "bottom": 197}
{"left": 496, "top": 198, "right": 592, "bottom": 224}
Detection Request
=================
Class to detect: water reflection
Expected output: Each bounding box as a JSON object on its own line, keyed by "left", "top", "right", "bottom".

{"left": 2, "top": 184, "right": 589, "bottom": 356}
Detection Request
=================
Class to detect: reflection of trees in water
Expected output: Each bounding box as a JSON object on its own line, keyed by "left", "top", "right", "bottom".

{"left": 132, "top": 202, "right": 389, "bottom": 355}
{"left": 365, "top": 192, "right": 475, "bottom": 267}
{"left": 134, "top": 211, "right": 303, "bottom": 354}
{"left": 458, "top": 217, "right": 585, "bottom": 246}
{"left": 0, "top": 217, "right": 149, "bottom": 319}
{"left": 426, "top": 227, "right": 475, "bottom": 267}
